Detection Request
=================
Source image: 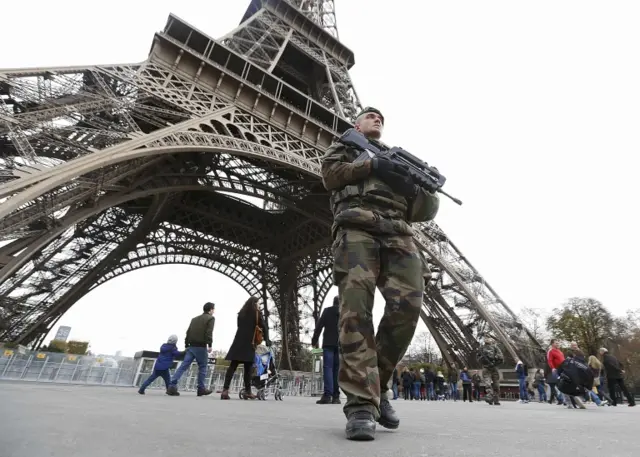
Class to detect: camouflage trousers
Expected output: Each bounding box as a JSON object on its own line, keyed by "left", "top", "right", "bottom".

{"left": 482, "top": 367, "right": 500, "bottom": 401}
{"left": 332, "top": 228, "right": 424, "bottom": 420}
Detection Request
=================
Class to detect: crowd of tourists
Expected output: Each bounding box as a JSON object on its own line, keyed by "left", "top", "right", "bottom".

{"left": 382, "top": 339, "right": 636, "bottom": 408}
{"left": 135, "top": 299, "right": 636, "bottom": 412}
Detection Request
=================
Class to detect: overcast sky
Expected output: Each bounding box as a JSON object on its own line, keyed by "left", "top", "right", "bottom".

{"left": 2, "top": 0, "right": 639, "bottom": 357}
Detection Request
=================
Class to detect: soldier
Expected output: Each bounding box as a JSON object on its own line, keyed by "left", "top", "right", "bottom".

{"left": 321, "top": 106, "right": 440, "bottom": 441}
{"left": 477, "top": 336, "right": 503, "bottom": 405}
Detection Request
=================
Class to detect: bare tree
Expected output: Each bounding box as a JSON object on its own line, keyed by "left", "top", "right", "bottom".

{"left": 519, "top": 307, "right": 550, "bottom": 344}
{"left": 408, "top": 331, "right": 439, "bottom": 363}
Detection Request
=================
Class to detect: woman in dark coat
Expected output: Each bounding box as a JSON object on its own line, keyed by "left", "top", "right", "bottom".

{"left": 221, "top": 296, "right": 266, "bottom": 400}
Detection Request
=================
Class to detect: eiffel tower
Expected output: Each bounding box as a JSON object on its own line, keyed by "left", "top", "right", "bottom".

{"left": 0, "top": 0, "right": 545, "bottom": 370}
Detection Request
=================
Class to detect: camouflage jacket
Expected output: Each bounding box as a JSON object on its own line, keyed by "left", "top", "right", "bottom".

{"left": 320, "top": 141, "right": 440, "bottom": 237}
{"left": 477, "top": 344, "right": 504, "bottom": 368}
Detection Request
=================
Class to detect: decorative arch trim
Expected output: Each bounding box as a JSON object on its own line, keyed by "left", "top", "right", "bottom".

{"left": 0, "top": 130, "right": 322, "bottom": 220}
{"left": 315, "top": 269, "right": 335, "bottom": 308}
{"left": 93, "top": 253, "right": 263, "bottom": 299}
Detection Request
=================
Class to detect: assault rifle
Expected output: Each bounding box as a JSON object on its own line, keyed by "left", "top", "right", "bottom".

{"left": 338, "top": 128, "right": 462, "bottom": 205}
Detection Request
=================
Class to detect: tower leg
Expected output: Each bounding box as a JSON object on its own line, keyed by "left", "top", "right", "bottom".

{"left": 13, "top": 195, "right": 171, "bottom": 346}
{"left": 276, "top": 259, "right": 302, "bottom": 371}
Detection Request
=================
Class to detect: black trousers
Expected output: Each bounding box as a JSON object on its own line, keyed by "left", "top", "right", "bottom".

{"left": 223, "top": 360, "right": 253, "bottom": 390}
{"left": 548, "top": 382, "right": 560, "bottom": 403}
{"left": 462, "top": 383, "right": 473, "bottom": 401}
{"left": 608, "top": 377, "right": 635, "bottom": 406}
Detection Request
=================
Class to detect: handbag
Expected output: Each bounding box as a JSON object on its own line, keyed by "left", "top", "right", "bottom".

{"left": 253, "top": 308, "right": 264, "bottom": 347}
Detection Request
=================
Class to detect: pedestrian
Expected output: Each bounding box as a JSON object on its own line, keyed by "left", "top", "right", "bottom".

{"left": 166, "top": 302, "right": 215, "bottom": 397}
{"left": 311, "top": 296, "right": 341, "bottom": 404}
{"left": 220, "top": 296, "right": 267, "bottom": 400}
{"left": 599, "top": 347, "right": 635, "bottom": 407}
{"left": 138, "top": 334, "right": 182, "bottom": 395}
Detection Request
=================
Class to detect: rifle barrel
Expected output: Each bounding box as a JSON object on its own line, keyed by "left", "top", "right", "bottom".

{"left": 438, "top": 189, "right": 463, "bottom": 206}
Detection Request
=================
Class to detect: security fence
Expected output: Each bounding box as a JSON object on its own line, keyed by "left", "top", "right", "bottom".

{"left": 0, "top": 346, "right": 326, "bottom": 398}
{"left": 0, "top": 348, "right": 137, "bottom": 386}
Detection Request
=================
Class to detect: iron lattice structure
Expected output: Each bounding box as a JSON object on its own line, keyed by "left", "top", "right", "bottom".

{"left": 0, "top": 0, "right": 545, "bottom": 370}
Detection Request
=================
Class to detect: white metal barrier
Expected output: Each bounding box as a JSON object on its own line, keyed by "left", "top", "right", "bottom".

{"left": 0, "top": 347, "right": 325, "bottom": 397}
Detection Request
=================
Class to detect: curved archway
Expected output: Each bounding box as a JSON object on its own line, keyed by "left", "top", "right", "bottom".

{"left": 2, "top": 163, "right": 330, "bottom": 365}
{"left": 37, "top": 264, "right": 269, "bottom": 356}
{"left": 2, "top": 177, "right": 320, "bottom": 346}
{"left": 10, "top": 230, "right": 285, "bottom": 346}
{"left": 0, "top": 176, "right": 330, "bottom": 287}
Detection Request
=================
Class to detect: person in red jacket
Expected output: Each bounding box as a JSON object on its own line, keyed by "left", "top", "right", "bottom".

{"left": 547, "top": 339, "right": 565, "bottom": 370}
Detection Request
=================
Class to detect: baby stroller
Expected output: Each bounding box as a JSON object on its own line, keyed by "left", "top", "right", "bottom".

{"left": 239, "top": 344, "right": 283, "bottom": 401}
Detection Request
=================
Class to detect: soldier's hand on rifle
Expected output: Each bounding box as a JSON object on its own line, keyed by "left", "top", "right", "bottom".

{"left": 371, "top": 157, "right": 416, "bottom": 197}
{"left": 371, "top": 157, "right": 409, "bottom": 175}
{"left": 370, "top": 157, "right": 395, "bottom": 174}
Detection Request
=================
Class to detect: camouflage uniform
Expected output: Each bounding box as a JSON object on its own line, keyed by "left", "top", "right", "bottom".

{"left": 320, "top": 114, "right": 440, "bottom": 423}
{"left": 477, "top": 340, "right": 503, "bottom": 404}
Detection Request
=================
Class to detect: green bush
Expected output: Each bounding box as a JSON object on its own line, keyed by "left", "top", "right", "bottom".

{"left": 47, "top": 340, "right": 68, "bottom": 353}
{"left": 67, "top": 340, "right": 89, "bottom": 355}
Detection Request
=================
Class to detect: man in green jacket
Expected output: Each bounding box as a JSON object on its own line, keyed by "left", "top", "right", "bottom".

{"left": 167, "top": 302, "right": 215, "bottom": 397}
{"left": 321, "top": 107, "right": 440, "bottom": 440}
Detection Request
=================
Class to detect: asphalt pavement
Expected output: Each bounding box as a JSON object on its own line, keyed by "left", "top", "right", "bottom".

{"left": 1, "top": 382, "right": 636, "bottom": 457}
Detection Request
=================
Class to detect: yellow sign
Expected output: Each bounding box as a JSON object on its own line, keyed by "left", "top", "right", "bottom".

{"left": 3, "top": 350, "right": 13, "bottom": 357}
{"left": 96, "top": 358, "right": 104, "bottom": 363}
{"left": 36, "top": 353, "right": 46, "bottom": 359}
{"left": 67, "top": 355, "right": 77, "bottom": 361}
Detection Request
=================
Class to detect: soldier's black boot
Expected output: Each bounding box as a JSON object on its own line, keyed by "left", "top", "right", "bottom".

{"left": 493, "top": 397, "right": 501, "bottom": 406}
{"left": 316, "top": 395, "right": 332, "bottom": 404}
{"left": 332, "top": 395, "right": 341, "bottom": 404}
{"left": 377, "top": 398, "right": 399, "bottom": 429}
{"left": 345, "top": 411, "right": 376, "bottom": 441}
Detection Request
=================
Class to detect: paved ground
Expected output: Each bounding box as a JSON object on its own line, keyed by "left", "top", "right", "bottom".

{"left": 1, "top": 381, "right": 637, "bottom": 457}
